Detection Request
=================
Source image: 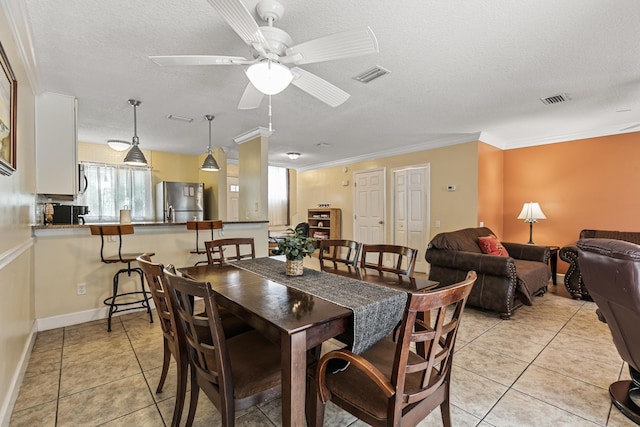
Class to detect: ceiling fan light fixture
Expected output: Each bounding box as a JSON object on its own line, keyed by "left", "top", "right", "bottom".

{"left": 107, "top": 139, "right": 131, "bottom": 151}
{"left": 200, "top": 115, "right": 220, "bottom": 171}
{"left": 246, "top": 61, "right": 293, "bottom": 95}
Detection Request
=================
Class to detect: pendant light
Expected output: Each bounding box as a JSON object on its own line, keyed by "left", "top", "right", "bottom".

{"left": 200, "top": 115, "right": 220, "bottom": 171}
{"left": 123, "top": 99, "right": 148, "bottom": 166}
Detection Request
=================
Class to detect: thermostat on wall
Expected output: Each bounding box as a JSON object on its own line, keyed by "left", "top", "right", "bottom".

{"left": 447, "top": 185, "right": 456, "bottom": 191}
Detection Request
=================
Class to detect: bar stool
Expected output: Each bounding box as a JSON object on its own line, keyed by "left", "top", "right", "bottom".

{"left": 186, "top": 220, "right": 223, "bottom": 266}
{"left": 90, "top": 224, "right": 154, "bottom": 332}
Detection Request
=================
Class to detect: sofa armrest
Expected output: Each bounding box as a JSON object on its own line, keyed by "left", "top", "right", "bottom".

{"left": 559, "top": 244, "right": 578, "bottom": 263}
{"left": 425, "top": 249, "right": 515, "bottom": 277}
{"left": 502, "top": 242, "right": 549, "bottom": 263}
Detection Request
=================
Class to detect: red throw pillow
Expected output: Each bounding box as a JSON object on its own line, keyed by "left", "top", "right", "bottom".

{"left": 477, "top": 234, "right": 510, "bottom": 257}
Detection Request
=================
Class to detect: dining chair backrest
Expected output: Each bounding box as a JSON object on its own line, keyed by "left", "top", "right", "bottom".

{"left": 295, "top": 222, "right": 310, "bottom": 237}
{"left": 360, "top": 244, "right": 418, "bottom": 277}
{"left": 311, "top": 271, "right": 477, "bottom": 427}
{"left": 318, "top": 239, "right": 362, "bottom": 270}
{"left": 205, "top": 238, "right": 255, "bottom": 264}
{"left": 163, "top": 267, "right": 282, "bottom": 425}
{"left": 136, "top": 254, "right": 188, "bottom": 427}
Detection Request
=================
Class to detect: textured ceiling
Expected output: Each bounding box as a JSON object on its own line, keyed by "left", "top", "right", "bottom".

{"left": 7, "top": 0, "right": 640, "bottom": 170}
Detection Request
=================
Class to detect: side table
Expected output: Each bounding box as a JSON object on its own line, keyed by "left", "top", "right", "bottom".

{"left": 548, "top": 245, "right": 560, "bottom": 286}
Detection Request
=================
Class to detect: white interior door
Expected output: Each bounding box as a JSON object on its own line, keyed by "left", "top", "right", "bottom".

{"left": 392, "top": 165, "right": 430, "bottom": 273}
{"left": 227, "top": 176, "right": 239, "bottom": 222}
{"left": 354, "top": 168, "right": 386, "bottom": 245}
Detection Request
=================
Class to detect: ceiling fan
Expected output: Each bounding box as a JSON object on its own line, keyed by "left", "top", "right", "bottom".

{"left": 150, "top": 0, "right": 379, "bottom": 109}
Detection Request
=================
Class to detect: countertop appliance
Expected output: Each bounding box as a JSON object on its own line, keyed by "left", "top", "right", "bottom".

{"left": 156, "top": 181, "right": 204, "bottom": 223}
{"left": 51, "top": 204, "right": 90, "bottom": 224}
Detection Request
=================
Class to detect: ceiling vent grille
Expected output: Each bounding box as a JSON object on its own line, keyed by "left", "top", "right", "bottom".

{"left": 353, "top": 66, "right": 391, "bottom": 83}
{"left": 540, "top": 93, "right": 570, "bottom": 105}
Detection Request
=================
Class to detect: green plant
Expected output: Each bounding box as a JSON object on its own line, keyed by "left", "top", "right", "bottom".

{"left": 273, "top": 227, "right": 315, "bottom": 260}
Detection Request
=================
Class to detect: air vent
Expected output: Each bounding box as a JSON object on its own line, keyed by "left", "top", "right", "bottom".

{"left": 353, "top": 66, "right": 391, "bottom": 83}
{"left": 540, "top": 93, "right": 571, "bottom": 105}
{"left": 167, "top": 114, "right": 193, "bottom": 123}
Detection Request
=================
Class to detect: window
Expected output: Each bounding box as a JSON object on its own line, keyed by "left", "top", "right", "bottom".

{"left": 268, "top": 166, "right": 289, "bottom": 226}
{"left": 78, "top": 162, "right": 154, "bottom": 222}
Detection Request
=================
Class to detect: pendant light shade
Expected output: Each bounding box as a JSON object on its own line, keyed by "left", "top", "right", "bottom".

{"left": 200, "top": 115, "right": 220, "bottom": 171}
{"left": 123, "top": 99, "right": 148, "bottom": 166}
{"left": 245, "top": 60, "right": 293, "bottom": 95}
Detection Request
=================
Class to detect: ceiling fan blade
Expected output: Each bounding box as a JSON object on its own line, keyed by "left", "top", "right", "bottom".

{"left": 238, "top": 83, "right": 264, "bottom": 109}
{"left": 149, "top": 55, "right": 254, "bottom": 66}
{"left": 284, "top": 27, "right": 379, "bottom": 65}
{"left": 620, "top": 122, "right": 640, "bottom": 131}
{"left": 290, "top": 67, "right": 350, "bottom": 107}
{"left": 206, "top": 0, "right": 270, "bottom": 51}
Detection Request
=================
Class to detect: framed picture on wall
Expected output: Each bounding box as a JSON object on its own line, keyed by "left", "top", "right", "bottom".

{"left": 0, "top": 40, "right": 17, "bottom": 176}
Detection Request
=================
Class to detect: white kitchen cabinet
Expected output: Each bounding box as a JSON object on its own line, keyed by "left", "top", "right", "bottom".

{"left": 35, "top": 92, "right": 78, "bottom": 196}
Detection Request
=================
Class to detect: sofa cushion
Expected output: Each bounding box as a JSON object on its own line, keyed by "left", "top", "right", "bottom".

{"left": 477, "top": 235, "right": 510, "bottom": 257}
{"left": 429, "top": 227, "right": 496, "bottom": 253}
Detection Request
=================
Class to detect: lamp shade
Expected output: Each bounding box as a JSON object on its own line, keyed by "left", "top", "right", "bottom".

{"left": 123, "top": 143, "right": 148, "bottom": 166}
{"left": 200, "top": 152, "right": 220, "bottom": 171}
{"left": 107, "top": 139, "right": 131, "bottom": 151}
{"left": 246, "top": 61, "right": 293, "bottom": 95}
{"left": 517, "top": 202, "right": 546, "bottom": 222}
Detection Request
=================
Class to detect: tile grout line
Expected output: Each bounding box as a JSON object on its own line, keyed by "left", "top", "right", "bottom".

{"left": 122, "top": 314, "right": 169, "bottom": 427}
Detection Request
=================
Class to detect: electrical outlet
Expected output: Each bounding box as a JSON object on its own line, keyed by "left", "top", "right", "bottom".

{"left": 107, "top": 235, "right": 117, "bottom": 243}
{"left": 435, "top": 220, "right": 441, "bottom": 228}
{"left": 76, "top": 283, "right": 86, "bottom": 295}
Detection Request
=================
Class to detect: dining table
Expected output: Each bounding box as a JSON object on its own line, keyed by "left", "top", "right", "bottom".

{"left": 178, "top": 257, "right": 438, "bottom": 426}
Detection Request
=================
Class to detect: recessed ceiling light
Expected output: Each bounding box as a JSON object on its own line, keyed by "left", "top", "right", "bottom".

{"left": 167, "top": 114, "right": 194, "bottom": 123}
{"left": 287, "top": 152, "right": 300, "bottom": 160}
{"left": 316, "top": 143, "right": 331, "bottom": 148}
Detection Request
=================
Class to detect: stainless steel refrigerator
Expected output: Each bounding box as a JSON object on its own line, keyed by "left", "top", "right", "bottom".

{"left": 156, "top": 181, "right": 204, "bottom": 223}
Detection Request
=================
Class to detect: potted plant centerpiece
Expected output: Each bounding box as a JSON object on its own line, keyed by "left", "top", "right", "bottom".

{"left": 273, "top": 227, "right": 315, "bottom": 276}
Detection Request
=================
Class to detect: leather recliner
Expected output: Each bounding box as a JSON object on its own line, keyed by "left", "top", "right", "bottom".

{"left": 578, "top": 238, "right": 640, "bottom": 424}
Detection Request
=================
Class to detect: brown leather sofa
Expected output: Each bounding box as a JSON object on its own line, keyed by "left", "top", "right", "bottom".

{"left": 560, "top": 229, "right": 640, "bottom": 299}
{"left": 425, "top": 227, "right": 550, "bottom": 319}
{"left": 577, "top": 238, "right": 640, "bottom": 424}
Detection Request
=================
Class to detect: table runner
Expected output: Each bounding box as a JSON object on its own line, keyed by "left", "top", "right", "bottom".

{"left": 233, "top": 257, "right": 407, "bottom": 354}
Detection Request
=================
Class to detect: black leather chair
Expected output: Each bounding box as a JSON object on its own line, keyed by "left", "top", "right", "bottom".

{"left": 295, "top": 222, "right": 310, "bottom": 237}
{"left": 578, "top": 238, "right": 640, "bottom": 424}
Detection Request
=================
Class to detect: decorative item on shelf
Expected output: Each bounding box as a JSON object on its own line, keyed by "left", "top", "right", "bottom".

{"left": 122, "top": 99, "right": 148, "bottom": 166}
{"left": 517, "top": 202, "right": 546, "bottom": 244}
{"left": 200, "top": 115, "right": 220, "bottom": 171}
{"left": 317, "top": 221, "right": 323, "bottom": 227}
{"left": 318, "top": 203, "right": 331, "bottom": 208}
{"left": 272, "top": 226, "right": 315, "bottom": 276}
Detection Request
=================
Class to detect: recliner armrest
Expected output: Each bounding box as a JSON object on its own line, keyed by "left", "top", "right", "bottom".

{"left": 502, "top": 242, "right": 549, "bottom": 263}
{"left": 425, "top": 249, "right": 514, "bottom": 276}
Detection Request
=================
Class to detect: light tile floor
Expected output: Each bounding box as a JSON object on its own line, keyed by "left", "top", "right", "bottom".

{"left": 9, "top": 284, "right": 639, "bottom": 426}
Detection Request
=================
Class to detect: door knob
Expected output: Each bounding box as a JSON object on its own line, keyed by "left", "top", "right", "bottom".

{"left": 378, "top": 220, "right": 384, "bottom": 224}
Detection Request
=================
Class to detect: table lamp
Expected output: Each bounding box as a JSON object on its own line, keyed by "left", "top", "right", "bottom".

{"left": 517, "top": 202, "right": 546, "bottom": 244}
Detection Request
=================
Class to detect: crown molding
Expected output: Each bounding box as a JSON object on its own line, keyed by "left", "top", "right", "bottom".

{"left": 233, "top": 127, "right": 273, "bottom": 144}
{"left": 295, "top": 132, "right": 481, "bottom": 172}
{"left": 0, "top": 0, "right": 41, "bottom": 93}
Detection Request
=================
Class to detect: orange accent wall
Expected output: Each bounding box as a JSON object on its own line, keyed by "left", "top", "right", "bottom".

{"left": 477, "top": 142, "right": 504, "bottom": 237}
{"left": 502, "top": 132, "right": 640, "bottom": 272}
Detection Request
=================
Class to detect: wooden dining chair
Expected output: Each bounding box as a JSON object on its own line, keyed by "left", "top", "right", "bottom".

{"left": 137, "top": 255, "right": 253, "bottom": 427}
{"left": 360, "top": 244, "right": 418, "bottom": 278}
{"left": 90, "top": 224, "right": 154, "bottom": 332}
{"left": 205, "top": 237, "right": 255, "bottom": 265}
{"left": 319, "top": 239, "right": 362, "bottom": 272}
{"left": 186, "top": 220, "right": 223, "bottom": 265}
{"left": 163, "top": 268, "right": 282, "bottom": 427}
{"left": 306, "top": 271, "right": 477, "bottom": 427}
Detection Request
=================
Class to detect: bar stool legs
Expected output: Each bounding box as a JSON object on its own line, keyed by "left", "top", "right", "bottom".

{"left": 103, "top": 261, "right": 154, "bottom": 332}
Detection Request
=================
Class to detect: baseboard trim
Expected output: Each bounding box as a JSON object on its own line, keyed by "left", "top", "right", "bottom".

{"left": 36, "top": 301, "right": 157, "bottom": 331}
{"left": 0, "top": 321, "right": 37, "bottom": 427}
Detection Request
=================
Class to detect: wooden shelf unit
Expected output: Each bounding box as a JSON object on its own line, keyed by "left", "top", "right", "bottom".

{"left": 308, "top": 208, "right": 341, "bottom": 241}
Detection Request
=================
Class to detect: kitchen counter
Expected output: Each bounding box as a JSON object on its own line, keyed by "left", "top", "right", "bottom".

{"left": 32, "top": 220, "right": 268, "bottom": 231}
